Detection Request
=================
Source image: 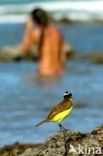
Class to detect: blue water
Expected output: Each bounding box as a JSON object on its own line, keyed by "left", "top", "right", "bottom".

{"left": 0, "top": 61, "right": 103, "bottom": 147}
{"left": 0, "top": 23, "right": 103, "bottom": 53}
{"left": 0, "top": 21, "right": 103, "bottom": 147}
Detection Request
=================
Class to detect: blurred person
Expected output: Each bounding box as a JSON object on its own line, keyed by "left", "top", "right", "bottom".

{"left": 22, "top": 8, "right": 66, "bottom": 76}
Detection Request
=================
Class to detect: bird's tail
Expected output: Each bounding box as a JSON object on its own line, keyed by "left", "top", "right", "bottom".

{"left": 35, "top": 119, "right": 47, "bottom": 127}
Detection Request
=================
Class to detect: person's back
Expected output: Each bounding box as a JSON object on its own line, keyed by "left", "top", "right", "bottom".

{"left": 38, "top": 25, "right": 65, "bottom": 76}
{"left": 22, "top": 8, "right": 65, "bottom": 76}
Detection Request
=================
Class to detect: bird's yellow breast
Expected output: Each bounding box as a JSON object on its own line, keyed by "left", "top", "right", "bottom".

{"left": 50, "top": 106, "right": 73, "bottom": 123}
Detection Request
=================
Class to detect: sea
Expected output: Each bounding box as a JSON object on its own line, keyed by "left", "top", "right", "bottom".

{"left": 0, "top": 0, "right": 103, "bottom": 147}
{"left": 0, "top": 0, "right": 103, "bottom": 23}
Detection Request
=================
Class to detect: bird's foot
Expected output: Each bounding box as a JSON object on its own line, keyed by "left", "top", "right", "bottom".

{"left": 58, "top": 123, "right": 67, "bottom": 132}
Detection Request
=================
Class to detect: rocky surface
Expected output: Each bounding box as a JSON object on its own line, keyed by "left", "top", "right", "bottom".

{"left": 0, "top": 143, "right": 41, "bottom": 156}
{"left": 89, "top": 53, "right": 103, "bottom": 64}
{"left": 68, "top": 52, "right": 103, "bottom": 64}
{"left": 0, "top": 125, "right": 103, "bottom": 156}
{"left": 0, "top": 44, "right": 75, "bottom": 62}
{"left": 0, "top": 44, "right": 103, "bottom": 64}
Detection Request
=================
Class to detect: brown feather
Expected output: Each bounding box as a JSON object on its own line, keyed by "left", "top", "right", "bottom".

{"left": 35, "top": 95, "right": 73, "bottom": 127}
{"left": 47, "top": 98, "right": 72, "bottom": 120}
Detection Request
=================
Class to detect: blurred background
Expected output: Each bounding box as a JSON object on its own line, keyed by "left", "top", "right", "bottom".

{"left": 0, "top": 0, "right": 103, "bottom": 147}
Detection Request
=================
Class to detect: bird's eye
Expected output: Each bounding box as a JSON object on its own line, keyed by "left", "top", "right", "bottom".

{"left": 69, "top": 93, "right": 72, "bottom": 97}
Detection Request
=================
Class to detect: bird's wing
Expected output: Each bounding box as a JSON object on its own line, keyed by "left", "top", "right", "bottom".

{"left": 47, "top": 99, "right": 72, "bottom": 120}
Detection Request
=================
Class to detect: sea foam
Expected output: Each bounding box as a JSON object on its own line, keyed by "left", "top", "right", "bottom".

{"left": 0, "top": 1, "right": 103, "bottom": 23}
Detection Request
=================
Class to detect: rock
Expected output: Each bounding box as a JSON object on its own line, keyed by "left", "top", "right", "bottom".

{"left": 89, "top": 53, "right": 103, "bottom": 64}
{"left": 0, "top": 45, "right": 23, "bottom": 62}
{"left": 0, "top": 44, "right": 75, "bottom": 62}
{"left": 63, "top": 44, "right": 76, "bottom": 59}
{"left": 0, "top": 125, "right": 103, "bottom": 156}
{"left": 1, "top": 45, "right": 103, "bottom": 65}
{"left": 0, "top": 143, "right": 41, "bottom": 156}
{"left": 69, "top": 52, "right": 103, "bottom": 64}
{"left": 20, "top": 125, "right": 103, "bottom": 156}
{"left": 58, "top": 18, "right": 74, "bottom": 24}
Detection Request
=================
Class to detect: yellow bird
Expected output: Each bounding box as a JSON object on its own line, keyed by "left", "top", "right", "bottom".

{"left": 35, "top": 91, "right": 73, "bottom": 130}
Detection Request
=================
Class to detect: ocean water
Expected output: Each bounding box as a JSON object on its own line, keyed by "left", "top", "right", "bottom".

{"left": 0, "top": 23, "right": 103, "bottom": 148}
{"left": 0, "top": 23, "right": 103, "bottom": 53}
{"left": 0, "top": 60, "right": 103, "bottom": 147}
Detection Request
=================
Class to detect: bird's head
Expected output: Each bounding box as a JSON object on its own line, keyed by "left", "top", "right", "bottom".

{"left": 64, "top": 91, "right": 73, "bottom": 101}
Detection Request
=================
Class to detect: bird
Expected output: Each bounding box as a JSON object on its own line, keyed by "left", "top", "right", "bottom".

{"left": 35, "top": 91, "right": 73, "bottom": 131}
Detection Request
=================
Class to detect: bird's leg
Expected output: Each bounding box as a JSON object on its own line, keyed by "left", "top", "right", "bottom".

{"left": 58, "top": 123, "right": 67, "bottom": 132}
{"left": 58, "top": 123, "right": 68, "bottom": 156}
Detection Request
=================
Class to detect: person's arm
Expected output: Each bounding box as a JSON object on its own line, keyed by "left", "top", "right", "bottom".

{"left": 22, "top": 18, "right": 34, "bottom": 57}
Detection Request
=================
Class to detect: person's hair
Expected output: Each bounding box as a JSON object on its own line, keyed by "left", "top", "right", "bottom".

{"left": 31, "top": 8, "right": 49, "bottom": 26}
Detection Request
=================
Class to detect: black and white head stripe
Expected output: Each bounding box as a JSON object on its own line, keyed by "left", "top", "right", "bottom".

{"left": 64, "top": 91, "right": 72, "bottom": 99}
{"left": 64, "top": 91, "right": 69, "bottom": 96}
